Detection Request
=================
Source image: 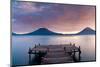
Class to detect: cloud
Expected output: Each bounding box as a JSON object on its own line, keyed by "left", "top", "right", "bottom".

{"left": 12, "top": 2, "right": 95, "bottom": 33}
{"left": 13, "top": 2, "right": 43, "bottom": 14}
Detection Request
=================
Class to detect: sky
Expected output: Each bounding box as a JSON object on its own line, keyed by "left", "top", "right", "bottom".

{"left": 12, "top": 1, "right": 96, "bottom": 34}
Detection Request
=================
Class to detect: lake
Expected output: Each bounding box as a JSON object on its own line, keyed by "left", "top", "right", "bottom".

{"left": 12, "top": 35, "right": 96, "bottom": 66}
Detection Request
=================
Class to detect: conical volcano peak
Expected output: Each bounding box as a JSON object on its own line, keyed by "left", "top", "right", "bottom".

{"left": 77, "top": 27, "right": 95, "bottom": 35}
{"left": 84, "top": 27, "right": 93, "bottom": 30}
{"left": 27, "top": 28, "right": 61, "bottom": 35}
{"left": 82, "top": 27, "right": 95, "bottom": 32}
{"left": 36, "top": 27, "right": 50, "bottom": 31}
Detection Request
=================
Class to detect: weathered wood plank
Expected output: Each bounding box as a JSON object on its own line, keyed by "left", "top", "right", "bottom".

{"left": 28, "top": 44, "right": 81, "bottom": 64}
{"left": 31, "top": 45, "right": 79, "bottom": 52}
{"left": 41, "top": 56, "right": 74, "bottom": 64}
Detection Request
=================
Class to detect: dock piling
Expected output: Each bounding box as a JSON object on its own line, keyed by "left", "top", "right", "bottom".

{"left": 73, "top": 49, "right": 76, "bottom": 61}
{"left": 28, "top": 44, "right": 81, "bottom": 64}
{"left": 34, "top": 44, "right": 36, "bottom": 54}
{"left": 64, "top": 47, "right": 66, "bottom": 53}
{"left": 78, "top": 46, "right": 81, "bottom": 61}
{"left": 28, "top": 48, "right": 32, "bottom": 64}
{"left": 70, "top": 43, "right": 72, "bottom": 46}
{"left": 39, "top": 43, "right": 40, "bottom": 46}
{"left": 73, "top": 43, "right": 75, "bottom": 47}
{"left": 34, "top": 44, "right": 36, "bottom": 48}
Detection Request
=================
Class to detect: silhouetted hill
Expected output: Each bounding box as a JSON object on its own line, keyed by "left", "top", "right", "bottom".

{"left": 25, "top": 28, "right": 62, "bottom": 35}
{"left": 12, "top": 32, "right": 18, "bottom": 35}
{"left": 12, "top": 27, "right": 96, "bottom": 36}
{"left": 76, "top": 27, "right": 96, "bottom": 35}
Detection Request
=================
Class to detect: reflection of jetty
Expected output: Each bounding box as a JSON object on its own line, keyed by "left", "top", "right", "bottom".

{"left": 28, "top": 43, "right": 81, "bottom": 64}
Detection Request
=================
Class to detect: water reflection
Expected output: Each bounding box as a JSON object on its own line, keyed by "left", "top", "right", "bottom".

{"left": 12, "top": 35, "right": 95, "bottom": 65}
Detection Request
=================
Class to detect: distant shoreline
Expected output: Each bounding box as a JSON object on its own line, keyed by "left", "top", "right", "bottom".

{"left": 12, "top": 34, "right": 95, "bottom": 36}
{"left": 12, "top": 27, "right": 96, "bottom": 36}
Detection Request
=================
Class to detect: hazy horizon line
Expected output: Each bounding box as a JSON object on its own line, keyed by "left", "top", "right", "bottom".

{"left": 12, "top": 27, "right": 95, "bottom": 34}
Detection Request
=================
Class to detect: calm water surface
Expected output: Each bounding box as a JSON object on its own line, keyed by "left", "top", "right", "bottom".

{"left": 12, "top": 35, "right": 95, "bottom": 65}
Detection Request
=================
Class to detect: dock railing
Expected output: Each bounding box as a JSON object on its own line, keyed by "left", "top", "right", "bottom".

{"left": 28, "top": 43, "right": 81, "bottom": 64}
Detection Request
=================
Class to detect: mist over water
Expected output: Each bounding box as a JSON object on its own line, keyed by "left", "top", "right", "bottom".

{"left": 12, "top": 35, "right": 95, "bottom": 65}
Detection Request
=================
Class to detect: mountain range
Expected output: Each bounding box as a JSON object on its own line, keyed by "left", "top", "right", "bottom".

{"left": 12, "top": 27, "right": 96, "bottom": 36}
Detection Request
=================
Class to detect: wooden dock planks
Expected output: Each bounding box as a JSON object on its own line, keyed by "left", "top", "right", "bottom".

{"left": 28, "top": 44, "right": 81, "bottom": 64}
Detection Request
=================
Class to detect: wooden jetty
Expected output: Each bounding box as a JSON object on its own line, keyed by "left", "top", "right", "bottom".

{"left": 28, "top": 43, "right": 81, "bottom": 64}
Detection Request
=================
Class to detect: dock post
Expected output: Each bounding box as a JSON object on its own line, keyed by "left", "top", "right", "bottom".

{"left": 73, "top": 49, "right": 76, "bottom": 61}
{"left": 64, "top": 47, "right": 66, "bottom": 53}
{"left": 39, "top": 43, "right": 40, "bottom": 46}
{"left": 35, "top": 44, "right": 36, "bottom": 48}
{"left": 70, "top": 42, "right": 72, "bottom": 46}
{"left": 28, "top": 48, "right": 32, "bottom": 64}
{"left": 73, "top": 43, "right": 75, "bottom": 47}
{"left": 38, "top": 51, "right": 42, "bottom": 64}
{"left": 34, "top": 44, "right": 36, "bottom": 54}
{"left": 78, "top": 46, "right": 81, "bottom": 61}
